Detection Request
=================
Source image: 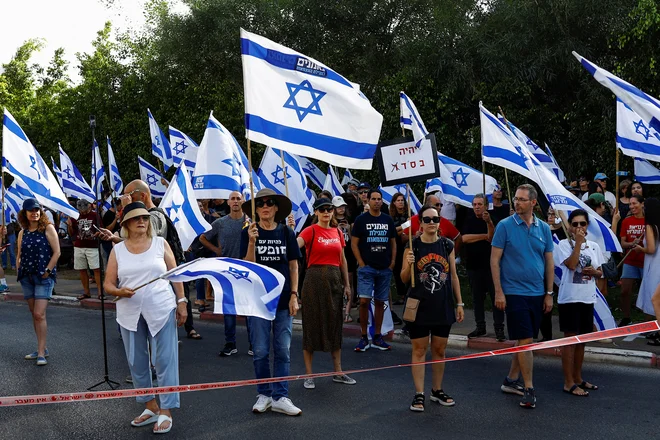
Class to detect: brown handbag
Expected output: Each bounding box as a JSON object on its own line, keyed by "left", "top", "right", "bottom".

{"left": 402, "top": 297, "right": 420, "bottom": 322}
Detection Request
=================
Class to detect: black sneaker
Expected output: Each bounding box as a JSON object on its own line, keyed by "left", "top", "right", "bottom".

{"left": 519, "top": 387, "right": 536, "bottom": 409}
{"left": 467, "top": 328, "right": 487, "bottom": 339}
{"left": 219, "top": 342, "right": 238, "bottom": 357}
{"left": 495, "top": 328, "right": 506, "bottom": 342}
{"left": 501, "top": 377, "right": 524, "bottom": 396}
{"left": 618, "top": 317, "right": 632, "bottom": 327}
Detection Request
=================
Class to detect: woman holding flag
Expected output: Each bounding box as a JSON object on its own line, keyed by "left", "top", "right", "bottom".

{"left": 103, "top": 202, "right": 188, "bottom": 434}
{"left": 633, "top": 198, "right": 660, "bottom": 345}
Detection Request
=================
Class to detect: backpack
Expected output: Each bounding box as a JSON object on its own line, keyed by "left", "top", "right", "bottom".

{"left": 149, "top": 207, "right": 185, "bottom": 264}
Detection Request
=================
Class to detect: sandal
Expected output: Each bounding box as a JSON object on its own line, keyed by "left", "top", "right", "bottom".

{"left": 343, "top": 313, "right": 353, "bottom": 323}
{"left": 409, "top": 392, "right": 425, "bottom": 412}
{"left": 77, "top": 294, "right": 91, "bottom": 301}
{"left": 187, "top": 330, "right": 202, "bottom": 340}
{"left": 564, "top": 384, "right": 589, "bottom": 397}
{"left": 153, "top": 414, "right": 173, "bottom": 434}
{"left": 430, "top": 389, "right": 455, "bottom": 406}
{"left": 131, "top": 408, "right": 160, "bottom": 427}
{"left": 578, "top": 381, "right": 598, "bottom": 391}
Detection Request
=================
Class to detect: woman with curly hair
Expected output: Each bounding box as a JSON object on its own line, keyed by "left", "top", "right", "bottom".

{"left": 16, "top": 198, "right": 61, "bottom": 366}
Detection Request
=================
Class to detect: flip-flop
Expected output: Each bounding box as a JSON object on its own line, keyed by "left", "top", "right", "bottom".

{"left": 131, "top": 409, "right": 160, "bottom": 427}
{"left": 578, "top": 381, "right": 598, "bottom": 390}
{"left": 76, "top": 294, "right": 91, "bottom": 301}
{"left": 343, "top": 314, "right": 353, "bottom": 323}
{"left": 187, "top": 330, "right": 202, "bottom": 340}
{"left": 563, "top": 384, "right": 589, "bottom": 397}
{"left": 153, "top": 414, "right": 173, "bottom": 434}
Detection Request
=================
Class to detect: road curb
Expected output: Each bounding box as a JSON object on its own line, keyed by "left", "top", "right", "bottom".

{"left": 3, "top": 293, "right": 657, "bottom": 368}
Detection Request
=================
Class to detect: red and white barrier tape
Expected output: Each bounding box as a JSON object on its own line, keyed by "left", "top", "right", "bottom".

{"left": 1, "top": 321, "right": 657, "bottom": 407}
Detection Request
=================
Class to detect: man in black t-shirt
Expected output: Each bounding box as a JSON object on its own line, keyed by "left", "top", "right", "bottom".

{"left": 461, "top": 194, "right": 505, "bottom": 341}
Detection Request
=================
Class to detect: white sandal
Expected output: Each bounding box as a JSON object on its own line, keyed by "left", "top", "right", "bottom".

{"left": 153, "top": 414, "right": 173, "bottom": 434}
{"left": 130, "top": 408, "right": 159, "bottom": 427}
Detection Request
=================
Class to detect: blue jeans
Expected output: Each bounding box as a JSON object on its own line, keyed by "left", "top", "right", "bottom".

{"left": 20, "top": 275, "right": 55, "bottom": 300}
{"left": 223, "top": 314, "right": 252, "bottom": 345}
{"left": 357, "top": 266, "right": 392, "bottom": 301}
{"left": 3, "top": 234, "right": 16, "bottom": 268}
{"left": 247, "top": 309, "right": 293, "bottom": 400}
{"left": 195, "top": 279, "right": 206, "bottom": 301}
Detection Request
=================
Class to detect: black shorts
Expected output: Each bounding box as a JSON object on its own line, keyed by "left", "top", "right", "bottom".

{"left": 558, "top": 302, "right": 594, "bottom": 335}
{"left": 505, "top": 295, "right": 545, "bottom": 341}
{"left": 408, "top": 322, "right": 452, "bottom": 340}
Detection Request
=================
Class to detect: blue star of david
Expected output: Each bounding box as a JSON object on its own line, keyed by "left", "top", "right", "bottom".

{"left": 173, "top": 140, "right": 187, "bottom": 155}
{"left": 451, "top": 167, "right": 470, "bottom": 188}
{"left": 63, "top": 166, "right": 75, "bottom": 180}
{"left": 146, "top": 173, "right": 158, "bottom": 187}
{"left": 224, "top": 266, "right": 252, "bottom": 282}
{"left": 514, "top": 146, "right": 529, "bottom": 165}
{"left": 166, "top": 202, "right": 182, "bottom": 226}
{"left": 305, "top": 161, "right": 317, "bottom": 172}
{"left": 154, "top": 135, "right": 161, "bottom": 146}
{"left": 634, "top": 119, "right": 651, "bottom": 141}
{"left": 29, "top": 156, "right": 41, "bottom": 180}
{"left": 222, "top": 159, "right": 240, "bottom": 177}
{"left": 526, "top": 139, "right": 539, "bottom": 151}
{"left": 113, "top": 176, "right": 121, "bottom": 187}
{"left": 271, "top": 165, "right": 291, "bottom": 185}
{"left": 283, "top": 80, "right": 326, "bottom": 122}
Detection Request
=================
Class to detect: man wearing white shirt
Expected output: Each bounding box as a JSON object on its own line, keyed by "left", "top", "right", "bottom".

{"left": 581, "top": 173, "right": 616, "bottom": 206}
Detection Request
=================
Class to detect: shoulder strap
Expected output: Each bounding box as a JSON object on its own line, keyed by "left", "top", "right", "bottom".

{"left": 307, "top": 226, "right": 316, "bottom": 267}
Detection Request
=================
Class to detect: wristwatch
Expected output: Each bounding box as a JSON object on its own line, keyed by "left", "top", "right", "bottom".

{"left": 545, "top": 291, "right": 554, "bottom": 296}
{"left": 45, "top": 268, "right": 52, "bottom": 274}
{"left": 177, "top": 297, "right": 189, "bottom": 304}
{"left": 290, "top": 291, "right": 298, "bottom": 297}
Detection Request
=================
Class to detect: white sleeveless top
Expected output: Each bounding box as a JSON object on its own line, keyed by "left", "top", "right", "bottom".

{"left": 114, "top": 237, "right": 176, "bottom": 336}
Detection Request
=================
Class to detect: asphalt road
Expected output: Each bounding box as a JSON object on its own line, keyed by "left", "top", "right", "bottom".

{"left": 0, "top": 301, "right": 658, "bottom": 440}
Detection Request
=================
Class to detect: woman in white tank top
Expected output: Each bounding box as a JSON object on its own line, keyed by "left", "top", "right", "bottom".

{"left": 103, "top": 202, "right": 188, "bottom": 434}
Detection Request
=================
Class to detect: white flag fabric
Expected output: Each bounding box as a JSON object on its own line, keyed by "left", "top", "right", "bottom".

{"left": 299, "top": 157, "right": 326, "bottom": 190}
{"left": 399, "top": 91, "right": 429, "bottom": 142}
{"left": 241, "top": 29, "right": 383, "bottom": 169}
{"left": 379, "top": 184, "right": 423, "bottom": 214}
{"left": 341, "top": 168, "right": 354, "bottom": 186}
{"left": 368, "top": 299, "right": 394, "bottom": 338}
{"left": 257, "top": 146, "right": 314, "bottom": 233}
{"left": 323, "top": 166, "right": 344, "bottom": 197}
{"left": 616, "top": 99, "right": 660, "bottom": 162}
{"left": 574, "top": 52, "right": 660, "bottom": 133}
{"left": 91, "top": 139, "right": 106, "bottom": 200}
{"left": 169, "top": 126, "right": 200, "bottom": 170}
{"left": 5, "top": 180, "right": 34, "bottom": 223}
{"left": 634, "top": 158, "right": 660, "bottom": 184}
{"left": 544, "top": 143, "right": 566, "bottom": 182}
{"left": 2, "top": 109, "right": 78, "bottom": 218}
{"left": 138, "top": 155, "right": 169, "bottom": 198}
{"left": 107, "top": 136, "right": 123, "bottom": 195}
{"left": 159, "top": 163, "right": 212, "bottom": 250}
{"left": 148, "top": 108, "right": 173, "bottom": 170}
{"left": 59, "top": 144, "right": 95, "bottom": 203}
{"left": 426, "top": 153, "right": 497, "bottom": 208}
{"left": 51, "top": 157, "right": 63, "bottom": 187}
{"left": 164, "top": 257, "right": 285, "bottom": 321}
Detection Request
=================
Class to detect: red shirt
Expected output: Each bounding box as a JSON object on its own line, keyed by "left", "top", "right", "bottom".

{"left": 620, "top": 216, "right": 646, "bottom": 268}
{"left": 404, "top": 214, "right": 460, "bottom": 240}
{"left": 299, "top": 224, "right": 345, "bottom": 267}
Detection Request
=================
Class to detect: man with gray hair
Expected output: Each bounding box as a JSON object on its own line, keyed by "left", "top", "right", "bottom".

{"left": 67, "top": 199, "right": 102, "bottom": 300}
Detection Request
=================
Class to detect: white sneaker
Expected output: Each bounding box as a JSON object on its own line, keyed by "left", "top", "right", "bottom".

{"left": 271, "top": 397, "right": 302, "bottom": 416}
{"left": 252, "top": 394, "right": 272, "bottom": 413}
{"left": 303, "top": 378, "right": 315, "bottom": 389}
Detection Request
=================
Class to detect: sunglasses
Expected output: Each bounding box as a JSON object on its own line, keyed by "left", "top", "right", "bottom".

{"left": 134, "top": 215, "right": 151, "bottom": 222}
{"left": 316, "top": 206, "right": 333, "bottom": 213}
{"left": 571, "top": 221, "right": 587, "bottom": 227}
{"left": 434, "top": 203, "right": 443, "bottom": 209}
{"left": 256, "top": 199, "right": 277, "bottom": 208}
{"left": 358, "top": 190, "right": 369, "bottom": 194}
{"left": 422, "top": 216, "right": 440, "bottom": 224}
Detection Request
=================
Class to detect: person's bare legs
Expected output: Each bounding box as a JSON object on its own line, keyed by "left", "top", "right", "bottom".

{"left": 561, "top": 333, "right": 586, "bottom": 394}
{"left": 430, "top": 336, "right": 450, "bottom": 396}
{"left": 33, "top": 299, "right": 48, "bottom": 357}
{"left": 303, "top": 349, "right": 314, "bottom": 374}
{"left": 620, "top": 278, "right": 634, "bottom": 319}
{"left": 374, "top": 300, "right": 385, "bottom": 335}
{"left": 572, "top": 342, "right": 588, "bottom": 386}
{"left": 331, "top": 349, "right": 342, "bottom": 372}
{"left": 411, "top": 336, "right": 429, "bottom": 404}
{"left": 79, "top": 270, "right": 90, "bottom": 296}
{"left": 652, "top": 284, "right": 660, "bottom": 320}
{"left": 515, "top": 338, "right": 534, "bottom": 388}
{"left": 507, "top": 345, "right": 521, "bottom": 380}
{"left": 93, "top": 269, "right": 102, "bottom": 298}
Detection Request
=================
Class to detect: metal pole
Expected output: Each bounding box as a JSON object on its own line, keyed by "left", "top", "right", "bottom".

{"left": 247, "top": 139, "right": 256, "bottom": 222}
{"left": 615, "top": 147, "right": 620, "bottom": 211}
{"left": 406, "top": 184, "right": 414, "bottom": 287}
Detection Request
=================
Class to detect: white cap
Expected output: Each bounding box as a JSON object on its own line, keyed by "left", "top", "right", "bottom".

{"left": 332, "top": 196, "right": 347, "bottom": 207}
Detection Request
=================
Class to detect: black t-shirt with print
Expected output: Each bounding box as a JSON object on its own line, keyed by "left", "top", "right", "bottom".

{"left": 351, "top": 212, "right": 397, "bottom": 269}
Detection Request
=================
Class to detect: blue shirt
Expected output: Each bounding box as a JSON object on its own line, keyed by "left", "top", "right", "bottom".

{"left": 491, "top": 213, "right": 553, "bottom": 296}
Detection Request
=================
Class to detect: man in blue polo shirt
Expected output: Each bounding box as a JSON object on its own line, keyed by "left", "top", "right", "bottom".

{"left": 491, "top": 184, "right": 554, "bottom": 410}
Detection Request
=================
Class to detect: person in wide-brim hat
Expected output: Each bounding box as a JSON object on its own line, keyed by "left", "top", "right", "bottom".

{"left": 121, "top": 202, "right": 151, "bottom": 225}
{"left": 242, "top": 188, "right": 292, "bottom": 223}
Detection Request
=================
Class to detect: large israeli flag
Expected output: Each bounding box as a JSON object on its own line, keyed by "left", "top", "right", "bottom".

{"left": 164, "top": 257, "right": 285, "bottom": 321}
{"left": 106, "top": 136, "right": 123, "bottom": 195}
{"left": 59, "top": 144, "right": 95, "bottom": 203}
{"left": 400, "top": 91, "right": 429, "bottom": 142}
{"left": 616, "top": 99, "right": 660, "bottom": 162}
{"left": 91, "top": 139, "right": 106, "bottom": 200}
{"left": 148, "top": 108, "right": 173, "bottom": 171}
{"left": 426, "top": 153, "right": 497, "bottom": 208}
{"left": 380, "top": 184, "right": 423, "bottom": 214}
{"left": 138, "top": 155, "right": 169, "bottom": 198}
{"left": 544, "top": 143, "right": 566, "bottom": 182}
{"left": 241, "top": 29, "right": 383, "bottom": 169}
{"left": 574, "top": 52, "right": 660, "bottom": 133}
{"left": 159, "top": 163, "right": 212, "bottom": 250}
{"left": 299, "top": 157, "right": 325, "bottom": 189}
{"left": 257, "top": 146, "right": 314, "bottom": 232}
{"left": 341, "top": 168, "right": 354, "bottom": 186}
{"left": 51, "top": 157, "right": 63, "bottom": 187}
{"left": 233, "top": 132, "right": 263, "bottom": 200}
{"left": 634, "top": 158, "right": 660, "bottom": 184}
{"left": 169, "top": 126, "right": 200, "bottom": 170}
{"left": 2, "top": 109, "right": 78, "bottom": 218}
{"left": 5, "top": 180, "right": 34, "bottom": 222}
{"left": 323, "top": 166, "right": 344, "bottom": 197}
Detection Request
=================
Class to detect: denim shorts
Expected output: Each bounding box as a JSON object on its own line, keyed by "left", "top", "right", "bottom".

{"left": 621, "top": 264, "right": 643, "bottom": 280}
{"left": 20, "top": 274, "right": 55, "bottom": 300}
{"left": 357, "top": 266, "right": 392, "bottom": 302}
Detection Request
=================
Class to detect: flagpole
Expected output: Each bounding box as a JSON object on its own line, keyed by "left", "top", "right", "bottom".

{"left": 279, "top": 150, "right": 290, "bottom": 198}
{"left": 615, "top": 147, "right": 620, "bottom": 211}
{"left": 406, "top": 184, "right": 415, "bottom": 287}
{"left": 247, "top": 139, "right": 256, "bottom": 221}
{"left": 1, "top": 173, "right": 5, "bottom": 249}
{"left": 497, "top": 107, "right": 514, "bottom": 205}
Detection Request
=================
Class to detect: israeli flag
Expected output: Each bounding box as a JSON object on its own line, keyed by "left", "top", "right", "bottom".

{"left": 544, "top": 143, "right": 566, "bottom": 182}
{"left": 400, "top": 91, "right": 429, "bottom": 142}
{"left": 299, "top": 157, "right": 326, "bottom": 189}
{"left": 59, "top": 144, "right": 95, "bottom": 203}
{"left": 552, "top": 235, "right": 616, "bottom": 330}
{"left": 368, "top": 299, "right": 394, "bottom": 338}
{"left": 5, "top": 180, "right": 34, "bottom": 223}
{"left": 148, "top": 108, "right": 173, "bottom": 171}
{"left": 51, "top": 157, "right": 63, "bottom": 187}
{"left": 323, "top": 166, "right": 344, "bottom": 197}
{"left": 192, "top": 113, "right": 250, "bottom": 200}
{"left": 380, "top": 184, "right": 423, "bottom": 214}
{"left": 257, "top": 146, "right": 314, "bottom": 232}
{"left": 169, "top": 126, "right": 200, "bottom": 170}
{"left": 234, "top": 133, "right": 263, "bottom": 200}
{"left": 426, "top": 153, "right": 497, "bottom": 208}
{"left": 91, "top": 139, "right": 106, "bottom": 200}
{"left": 341, "top": 168, "right": 354, "bottom": 186}
{"left": 106, "top": 136, "right": 123, "bottom": 195}
{"left": 241, "top": 29, "right": 383, "bottom": 169}
{"left": 574, "top": 52, "right": 660, "bottom": 133}
{"left": 616, "top": 99, "right": 660, "bottom": 162}
{"left": 2, "top": 109, "right": 78, "bottom": 219}
{"left": 159, "top": 163, "right": 212, "bottom": 250}
{"left": 164, "top": 257, "right": 285, "bottom": 321}
{"left": 634, "top": 158, "right": 660, "bottom": 184}
{"left": 138, "top": 155, "right": 169, "bottom": 198}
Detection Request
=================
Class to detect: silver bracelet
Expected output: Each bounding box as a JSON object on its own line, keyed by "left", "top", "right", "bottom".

{"left": 456, "top": 303, "right": 465, "bottom": 307}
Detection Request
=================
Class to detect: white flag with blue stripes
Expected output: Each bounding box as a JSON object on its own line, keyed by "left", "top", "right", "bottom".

{"left": 148, "top": 109, "right": 173, "bottom": 170}
{"left": 164, "top": 257, "right": 285, "bottom": 321}
{"left": 380, "top": 184, "right": 423, "bottom": 214}
{"left": 544, "top": 143, "right": 566, "bottom": 183}
{"left": 159, "top": 163, "right": 212, "bottom": 250}
{"left": 59, "top": 144, "right": 95, "bottom": 203}
{"left": 616, "top": 99, "right": 660, "bottom": 162}
{"left": 107, "top": 136, "right": 123, "bottom": 195}
{"left": 634, "top": 158, "right": 660, "bottom": 184}
{"left": 299, "top": 157, "right": 326, "bottom": 190}
{"left": 426, "top": 153, "right": 497, "bottom": 208}
{"left": 574, "top": 52, "right": 660, "bottom": 133}
{"left": 2, "top": 109, "right": 78, "bottom": 218}
{"left": 341, "top": 168, "right": 354, "bottom": 186}
{"left": 400, "top": 91, "right": 429, "bottom": 142}
{"left": 5, "top": 180, "right": 34, "bottom": 223}
{"left": 241, "top": 29, "right": 383, "bottom": 169}
{"left": 51, "top": 156, "right": 63, "bottom": 187}
{"left": 169, "top": 126, "right": 200, "bottom": 170}
{"left": 138, "top": 155, "right": 169, "bottom": 198}
{"left": 257, "top": 146, "right": 314, "bottom": 232}
{"left": 91, "top": 139, "right": 106, "bottom": 200}
{"left": 323, "top": 166, "right": 344, "bottom": 197}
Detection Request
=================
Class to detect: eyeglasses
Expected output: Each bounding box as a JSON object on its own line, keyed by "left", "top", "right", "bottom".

{"left": 434, "top": 203, "right": 443, "bottom": 209}
{"left": 422, "top": 216, "right": 440, "bottom": 224}
{"left": 513, "top": 197, "right": 530, "bottom": 203}
{"left": 316, "top": 207, "right": 333, "bottom": 213}
{"left": 126, "top": 189, "right": 142, "bottom": 196}
{"left": 256, "top": 199, "right": 277, "bottom": 208}
{"left": 358, "top": 190, "right": 369, "bottom": 194}
{"left": 571, "top": 221, "right": 587, "bottom": 227}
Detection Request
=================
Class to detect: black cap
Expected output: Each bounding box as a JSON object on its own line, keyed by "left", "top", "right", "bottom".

{"left": 22, "top": 198, "right": 41, "bottom": 211}
{"left": 313, "top": 198, "right": 333, "bottom": 210}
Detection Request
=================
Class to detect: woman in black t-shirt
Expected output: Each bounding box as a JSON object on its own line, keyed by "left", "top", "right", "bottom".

{"left": 401, "top": 205, "right": 464, "bottom": 412}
